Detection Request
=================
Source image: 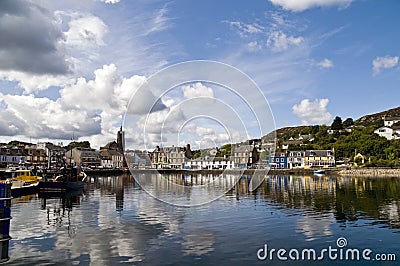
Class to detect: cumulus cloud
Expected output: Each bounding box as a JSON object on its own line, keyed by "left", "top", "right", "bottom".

{"left": 182, "top": 82, "right": 214, "bottom": 99}
{"left": 0, "top": 93, "right": 100, "bottom": 139}
{"left": 266, "top": 31, "right": 304, "bottom": 52}
{"left": 64, "top": 13, "right": 108, "bottom": 50}
{"left": 269, "top": 0, "right": 353, "bottom": 12}
{"left": 0, "top": 71, "right": 73, "bottom": 94}
{"left": 372, "top": 55, "right": 399, "bottom": 76}
{"left": 0, "top": 0, "right": 70, "bottom": 75}
{"left": 292, "top": 98, "right": 332, "bottom": 125}
{"left": 60, "top": 64, "right": 147, "bottom": 114}
{"left": 317, "top": 58, "right": 333, "bottom": 68}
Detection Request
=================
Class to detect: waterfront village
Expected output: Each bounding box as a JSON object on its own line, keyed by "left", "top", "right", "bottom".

{"left": 0, "top": 115, "right": 399, "bottom": 172}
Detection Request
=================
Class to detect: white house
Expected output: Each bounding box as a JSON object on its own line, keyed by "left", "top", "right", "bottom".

{"left": 374, "top": 126, "right": 394, "bottom": 140}
{"left": 184, "top": 157, "right": 235, "bottom": 170}
{"left": 374, "top": 126, "right": 400, "bottom": 140}
{"left": 383, "top": 117, "right": 400, "bottom": 127}
{"left": 287, "top": 151, "right": 306, "bottom": 169}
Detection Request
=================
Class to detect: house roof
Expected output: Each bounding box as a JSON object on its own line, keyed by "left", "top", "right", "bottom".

{"left": 384, "top": 116, "right": 400, "bottom": 121}
{"left": 153, "top": 146, "right": 185, "bottom": 153}
{"left": 234, "top": 145, "right": 254, "bottom": 153}
{"left": 101, "top": 141, "right": 118, "bottom": 150}
{"left": 375, "top": 126, "right": 392, "bottom": 130}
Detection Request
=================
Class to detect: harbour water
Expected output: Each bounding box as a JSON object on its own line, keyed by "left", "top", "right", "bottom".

{"left": 6, "top": 174, "right": 400, "bottom": 265}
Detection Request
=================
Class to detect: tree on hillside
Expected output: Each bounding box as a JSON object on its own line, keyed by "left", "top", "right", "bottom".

{"left": 65, "top": 141, "right": 91, "bottom": 151}
{"left": 331, "top": 116, "right": 343, "bottom": 130}
{"left": 343, "top": 118, "right": 354, "bottom": 128}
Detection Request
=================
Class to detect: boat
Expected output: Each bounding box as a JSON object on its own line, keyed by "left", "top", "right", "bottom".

{"left": 7, "top": 169, "right": 42, "bottom": 197}
{"left": 313, "top": 169, "right": 326, "bottom": 175}
{"left": 38, "top": 166, "right": 87, "bottom": 193}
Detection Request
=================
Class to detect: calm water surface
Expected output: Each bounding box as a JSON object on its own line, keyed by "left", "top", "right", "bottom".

{"left": 5, "top": 174, "right": 400, "bottom": 265}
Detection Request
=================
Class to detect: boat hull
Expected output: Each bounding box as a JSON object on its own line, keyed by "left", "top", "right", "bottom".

{"left": 11, "top": 185, "right": 38, "bottom": 198}
{"left": 38, "top": 181, "right": 84, "bottom": 192}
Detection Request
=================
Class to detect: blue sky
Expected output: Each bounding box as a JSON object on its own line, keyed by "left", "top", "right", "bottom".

{"left": 0, "top": 0, "right": 399, "bottom": 149}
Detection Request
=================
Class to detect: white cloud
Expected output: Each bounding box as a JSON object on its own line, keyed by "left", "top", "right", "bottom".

{"left": 0, "top": 70, "right": 74, "bottom": 94}
{"left": 292, "top": 98, "right": 332, "bottom": 125}
{"left": 224, "top": 21, "right": 264, "bottom": 38}
{"left": 60, "top": 64, "right": 146, "bottom": 114}
{"left": 99, "top": 0, "right": 120, "bottom": 4}
{"left": 145, "top": 6, "right": 171, "bottom": 35}
{"left": 63, "top": 13, "right": 108, "bottom": 49}
{"left": 0, "top": 93, "right": 100, "bottom": 139}
{"left": 317, "top": 58, "right": 333, "bottom": 68}
{"left": 269, "top": 0, "right": 353, "bottom": 12}
{"left": 247, "top": 41, "right": 261, "bottom": 51}
{"left": 372, "top": 55, "right": 399, "bottom": 76}
{"left": 266, "top": 31, "right": 304, "bottom": 52}
{"left": 182, "top": 82, "right": 214, "bottom": 99}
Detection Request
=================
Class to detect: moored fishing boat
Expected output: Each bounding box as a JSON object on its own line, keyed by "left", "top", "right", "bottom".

{"left": 7, "top": 169, "right": 42, "bottom": 197}
{"left": 38, "top": 166, "right": 87, "bottom": 192}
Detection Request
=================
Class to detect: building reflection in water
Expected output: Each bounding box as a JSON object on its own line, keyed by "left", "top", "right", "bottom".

{"left": 93, "top": 174, "right": 139, "bottom": 212}
{"left": 228, "top": 175, "right": 400, "bottom": 231}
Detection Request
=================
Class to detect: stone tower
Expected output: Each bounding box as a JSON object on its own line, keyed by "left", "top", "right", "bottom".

{"left": 117, "top": 126, "right": 125, "bottom": 153}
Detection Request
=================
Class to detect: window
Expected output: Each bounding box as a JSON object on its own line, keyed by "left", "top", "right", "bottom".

{"left": 281, "top": 158, "right": 284, "bottom": 162}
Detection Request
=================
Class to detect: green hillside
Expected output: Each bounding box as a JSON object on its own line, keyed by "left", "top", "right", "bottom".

{"left": 267, "top": 107, "right": 400, "bottom": 167}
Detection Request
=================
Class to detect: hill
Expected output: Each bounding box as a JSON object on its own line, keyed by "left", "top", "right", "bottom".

{"left": 266, "top": 106, "right": 400, "bottom": 141}
{"left": 355, "top": 106, "right": 400, "bottom": 127}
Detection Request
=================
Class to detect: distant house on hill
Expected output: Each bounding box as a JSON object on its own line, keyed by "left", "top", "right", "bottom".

{"left": 383, "top": 116, "right": 400, "bottom": 127}
{"left": 281, "top": 140, "right": 303, "bottom": 150}
{"left": 374, "top": 125, "right": 400, "bottom": 140}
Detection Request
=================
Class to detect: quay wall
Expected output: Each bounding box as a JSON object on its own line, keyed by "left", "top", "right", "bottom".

{"left": 338, "top": 168, "right": 400, "bottom": 177}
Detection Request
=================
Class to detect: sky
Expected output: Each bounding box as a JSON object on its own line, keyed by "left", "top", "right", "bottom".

{"left": 0, "top": 0, "right": 399, "bottom": 150}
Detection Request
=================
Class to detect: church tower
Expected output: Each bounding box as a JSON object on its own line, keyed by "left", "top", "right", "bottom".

{"left": 117, "top": 126, "right": 125, "bottom": 153}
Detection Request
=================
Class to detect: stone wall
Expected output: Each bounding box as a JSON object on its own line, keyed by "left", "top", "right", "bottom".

{"left": 338, "top": 168, "right": 400, "bottom": 177}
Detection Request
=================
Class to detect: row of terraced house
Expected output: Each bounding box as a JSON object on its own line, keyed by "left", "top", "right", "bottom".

{"left": 269, "top": 150, "right": 335, "bottom": 169}
{"left": 149, "top": 143, "right": 335, "bottom": 170}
